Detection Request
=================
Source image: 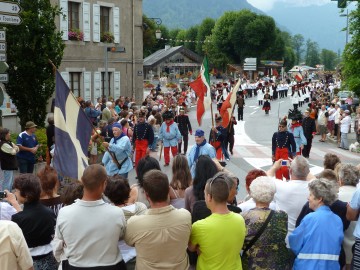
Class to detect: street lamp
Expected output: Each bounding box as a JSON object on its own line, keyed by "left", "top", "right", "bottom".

{"left": 148, "top": 17, "right": 162, "bottom": 39}
{"left": 340, "top": 9, "right": 349, "bottom": 44}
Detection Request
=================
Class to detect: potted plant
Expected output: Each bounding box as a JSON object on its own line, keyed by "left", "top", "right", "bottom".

{"left": 68, "top": 29, "right": 84, "bottom": 41}
{"left": 101, "top": 32, "right": 115, "bottom": 43}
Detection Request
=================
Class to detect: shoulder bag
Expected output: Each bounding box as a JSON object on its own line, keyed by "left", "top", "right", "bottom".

{"left": 242, "top": 210, "right": 274, "bottom": 255}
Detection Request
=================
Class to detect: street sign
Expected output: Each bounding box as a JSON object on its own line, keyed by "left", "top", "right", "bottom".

{"left": 0, "top": 53, "right": 6, "bottom": 62}
{"left": 0, "top": 14, "right": 21, "bottom": 25}
{"left": 0, "top": 42, "right": 6, "bottom": 52}
{"left": 0, "top": 1, "right": 21, "bottom": 14}
{"left": 0, "top": 30, "right": 5, "bottom": 41}
{"left": 244, "top": 58, "right": 257, "bottom": 71}
{"left": 0, "top": 73, "right": 8, "bottom": 83}
{"left": 0, "top": 61, "right": 8, "bottom": 73}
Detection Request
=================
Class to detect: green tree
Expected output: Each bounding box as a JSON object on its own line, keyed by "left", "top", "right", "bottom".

{"left": 143, "top": 16, "right": 157, "bottom": 57}
{"left": 6, "top": 0, "right": 64, "bottom": 128}
{"left": 304, "top": 39, "right": 320, "bottom": 67}
{"left": 292, "top": 34, "right": 305, "bottom": 64}
{"left": 283, "top": 46, "right": 296, "bottom": 71}
{"left": 175, "top": 30, "right": 187, "bottom": 46}
{"left": 184, "top": 26, "right": 198, "bottom": 52}
{"left": 320, "top": 49, "right": 338, "bottom": 70}
{"left": 342, "top": 5, "right": 360, "bottom": 96}
{"left": 196, "top": 18, "right": 215, "bottom": 55}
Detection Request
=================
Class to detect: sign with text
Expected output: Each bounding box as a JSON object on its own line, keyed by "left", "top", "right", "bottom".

{"left": 0, "top": 1, "right": 21, "bottom": 14}
{"left": 0, "top": 42, "right": 5, "bottom": 51}
{"left": 0, "top": 73, "right": 8, "bottom": 83}
{"left": 0, "top": 30, "right": 5, "bottom": 41}
{"left": 0, "top": 14, "right": 21, "bottom": 25}
{"left": 0, "top": 53, "right": 6, "bottom": 62}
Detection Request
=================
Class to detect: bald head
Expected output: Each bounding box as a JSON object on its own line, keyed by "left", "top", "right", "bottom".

{"left": 81, "top": 164, "right": 107, "bottom": 191}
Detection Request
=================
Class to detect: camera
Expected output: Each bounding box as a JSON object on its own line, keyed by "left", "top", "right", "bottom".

{"left": 0, "top": 191, "right": 7, "bottom": 199}
{"left": 281, "top": 160, "right": 289, "bottom": 166}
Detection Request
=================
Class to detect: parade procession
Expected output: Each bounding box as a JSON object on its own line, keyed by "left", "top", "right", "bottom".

{"left": 1, "top": 0, "right": 360, "bottom": 270}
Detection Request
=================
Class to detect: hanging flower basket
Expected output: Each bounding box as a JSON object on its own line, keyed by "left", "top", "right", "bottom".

{"left": 166, "top": 83, "right": 177, "bottom": 89}
{"left": 144, "top": 83, "right": 155, "bottom": 89}
{"left": 68, "top": 29, "right": 84, "bottom": 41}
{"left": 101, "top": 32, "right": 115, "bottom": 43}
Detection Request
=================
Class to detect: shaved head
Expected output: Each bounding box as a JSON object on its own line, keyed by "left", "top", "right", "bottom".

{"left": 81, "top": 164, "right": 107, "bottom": 191}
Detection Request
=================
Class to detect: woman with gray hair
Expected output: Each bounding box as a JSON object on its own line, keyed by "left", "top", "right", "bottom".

{"left": 338, "top": 164, "right": 360, "bottom": 269}
{"left": 241, "top": 176, "right": 292, "bottom": 270}
{"left": 290, "top": 178, "right": 344, "bottom": 269}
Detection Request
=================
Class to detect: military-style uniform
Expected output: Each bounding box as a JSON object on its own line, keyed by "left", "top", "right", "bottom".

{"left": 174, "top": 110, "right": 192, "bottom": 154}
{"left": 132, "top": 120, "right": 154, "bottom": 168}
{"left": 272, "top": 127, "right": 296, "bottom": 180}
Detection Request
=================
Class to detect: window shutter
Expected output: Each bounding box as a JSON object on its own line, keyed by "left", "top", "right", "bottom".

{"left": 94, "top": 72, "right": 101, "bottom": 104}
{"left": 83, "top": 2, "right": 91, "bottom": 41}
{"left": 93, "top": 4, "right": 100, "bottom": 42}
{"left": 84, "top": 72, "right": 92, "bottom": 101}
{"left": 114, "top": 71, "right": 120, "bottom": 99}
{"left": 60, "top": 0, "right": 68, "bottom": 40}
{"left": 60, "top": 72, "right": 70, "bottom": 88}
{"left": 113, "top": 7, "right": 120, "bottom": 44}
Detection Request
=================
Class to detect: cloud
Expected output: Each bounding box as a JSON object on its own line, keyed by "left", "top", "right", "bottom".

{"left": 247, "top": 0, "right": 329, "bottom": 12}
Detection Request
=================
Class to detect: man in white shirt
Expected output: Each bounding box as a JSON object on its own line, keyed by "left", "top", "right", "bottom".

{"left": 340, "top": 110, "right": 352, "bottom": 150}
{"left": 318, "top": 105, "right": 327, "bottom": 142}
{"left": 53, "top": 164, "right": 127, "bottom": 269}
{"left": 267, "top": 156, "right": 311, "bottom": 247}
{"left": 327, "top": 104, "right": 337, "bottom": 137}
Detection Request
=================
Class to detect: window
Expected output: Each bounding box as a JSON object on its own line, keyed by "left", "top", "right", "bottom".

{"left": 101, "top": 72, "right": 111, "bottom": 97}
{"left": 69, "top": 72, "right": 81, "bottom": 97}
{"left": 68, "top": 2, "right": 80, "bottom": 30}
{"left": 100, "top": 7, "right": 110, "bottom": 33}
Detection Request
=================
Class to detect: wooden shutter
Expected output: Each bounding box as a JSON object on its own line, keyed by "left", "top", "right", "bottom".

{"left": 94, "top": 71, "right": 101, "bottom": 104}
{"left": 84, "top": 72, "right": 91, "bottom": 101}
{"left": 113, "top": 7, "right": 120, "bottom": 44}
{"left": 114, "top": 71, "right": 120, "bottom": 99}
{"left": 60, "top": 0, "right": 68, "bottom": 40}
{"left": 60, "top": 72, "right": 70, "bottom": 87}
{"left": 93, "top": 4, "right": 100, "bottom": 42}
{"left": 83, "top": 2, "right": 91, "bottom": 41}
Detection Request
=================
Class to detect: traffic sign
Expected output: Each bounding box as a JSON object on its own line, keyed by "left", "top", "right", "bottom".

{"left": 0, "top": 14, "right": 21, "bottom": 25}
{"left": 0, "top": 53, "right": 6, "bottom": 62}
{"left": 0, "top": 1, "right": 21, "bottom": 14}
{"left": 0, "top": 42, "right": 6, "bottom": 52}
{"left": 0, "top": 73, "right": 8, "bottom": 83}
{"left": 0, "top": 30, "right": 5, "bottom": 41}
{"left": 0, "top": 61, "right": 8, "bottom": 73}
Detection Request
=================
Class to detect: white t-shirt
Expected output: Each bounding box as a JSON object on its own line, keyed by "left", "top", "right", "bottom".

{"left": 341, "top": 116, "right": 351, "bottom": 133}
{"left": 273, "top": 179, "right": 309, "bottom": 247}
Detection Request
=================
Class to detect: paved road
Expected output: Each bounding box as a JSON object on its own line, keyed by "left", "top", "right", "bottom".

{"left": 128, "top": 94, "right": 360, "bottom": 201}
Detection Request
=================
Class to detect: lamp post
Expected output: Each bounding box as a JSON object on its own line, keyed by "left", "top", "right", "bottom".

{"left": 340, "top": 9, "right": 349, "bottom": 45}
{"left": 148, "top": 17, "right": 162, "bottom": 39}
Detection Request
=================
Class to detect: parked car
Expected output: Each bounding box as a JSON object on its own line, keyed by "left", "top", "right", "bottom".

{"left": 337, "top": 91, "right": 359, "bottom": 106}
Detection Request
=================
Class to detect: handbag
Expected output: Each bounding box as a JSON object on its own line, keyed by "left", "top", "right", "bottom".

{"left": 242, "top": 210, "right": 274, "bottom": 255}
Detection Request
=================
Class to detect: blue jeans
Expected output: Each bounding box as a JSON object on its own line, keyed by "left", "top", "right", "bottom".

{"left": 17, "top": 157, "right": 35, "bottom": 173}
{"left": 1, "top": 170, "right": 14, "bottom": 191}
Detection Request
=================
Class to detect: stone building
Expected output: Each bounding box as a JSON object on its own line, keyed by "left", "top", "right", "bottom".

{"left": 52, "top": 0, "right": 144, "bottom": 103}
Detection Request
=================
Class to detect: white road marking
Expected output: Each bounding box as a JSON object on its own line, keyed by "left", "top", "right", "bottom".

{"left": 250, "top": 110, "right": 257, "bottom": 115}
{"left": 234, "top": 121, "right": 261, "bottom": 146}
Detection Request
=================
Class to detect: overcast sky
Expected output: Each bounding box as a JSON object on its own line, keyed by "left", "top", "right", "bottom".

{"left": 247, "top": 0, "right": 330, "bottom": 12}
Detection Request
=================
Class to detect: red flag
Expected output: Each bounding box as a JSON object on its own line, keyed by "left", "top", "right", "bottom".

{"left": 189, "top": 75, "right": 207, "bottom": 125}
{"left": 273, "top": 68, "right": 279, "bottom": 77}
{"left": 295, "top": 72, "right": 303, "bottom": 82}
{"left": 220, "top": 80, "right": 241, "bottom": 127}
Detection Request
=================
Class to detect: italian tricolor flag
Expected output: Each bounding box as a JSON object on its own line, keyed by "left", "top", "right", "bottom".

{"left": 189, "top": 56, "right": 211, "bottom": 126}
{"left": 220, "top": 79, "right": 241, "bottom": 127}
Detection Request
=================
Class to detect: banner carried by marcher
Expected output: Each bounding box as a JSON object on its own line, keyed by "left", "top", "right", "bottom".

{"left": 54, "top": 71, "right": 92, "bottom": 179}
